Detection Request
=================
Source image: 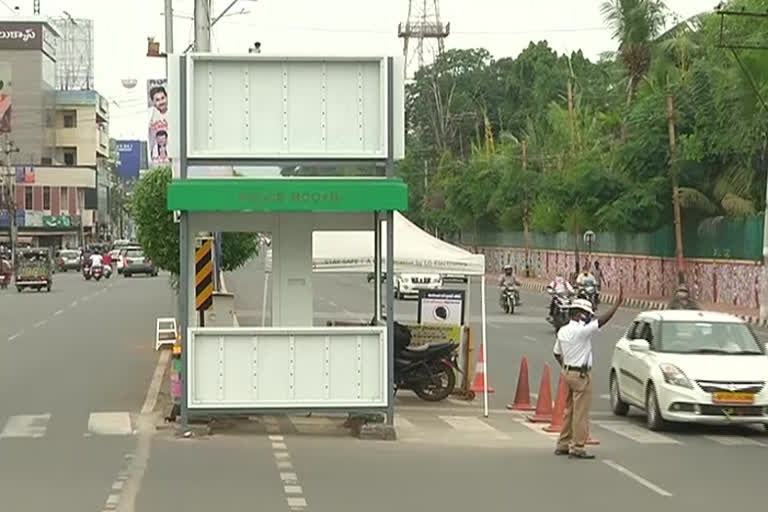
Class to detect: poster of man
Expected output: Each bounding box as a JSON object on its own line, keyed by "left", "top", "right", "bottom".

{"left": 147, "top": 78, "right": 169, "bottom": 168}
{"left": 0, "top": 62, "right": 11, "bottom": 133}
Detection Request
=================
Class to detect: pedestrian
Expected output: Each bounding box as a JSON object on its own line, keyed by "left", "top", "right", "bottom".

{"left": 552, "top": 287, "right": 623, "bottom": 459}
{"left": 592, "top": 261, "right": 604, "bottom": 291}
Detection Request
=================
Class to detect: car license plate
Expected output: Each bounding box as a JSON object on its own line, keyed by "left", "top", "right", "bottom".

{"left": 712, "top": 392, "right": 755, "bottom": 404}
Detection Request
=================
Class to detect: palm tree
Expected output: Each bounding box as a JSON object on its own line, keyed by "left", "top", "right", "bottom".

{"left": 600, "top": 0, "right": 668, "bottom": 107}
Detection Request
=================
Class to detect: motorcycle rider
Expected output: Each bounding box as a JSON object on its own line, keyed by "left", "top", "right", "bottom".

{"left": 547, "top": 274, "right": 575, "bottom": 319}
{"left": 667, "top": 283, "right": 700, "bottom": 310}
{"left": 498, "top": 264, "right": 522, "bottom": 305}
{"left": 576, "top": 266, "right": 598, "bottom": 305}
{"left": 88, "top": 251, "right": 104, "bottom": 274}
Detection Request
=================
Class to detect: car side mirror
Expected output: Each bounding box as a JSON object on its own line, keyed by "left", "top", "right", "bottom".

{"left": 629, "top": 339, "right": 650, "bottom": 353}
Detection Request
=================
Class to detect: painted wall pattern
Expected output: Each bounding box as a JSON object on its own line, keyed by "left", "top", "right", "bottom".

{"left": 476, "top": 246, "right": 762, "bottom": 310}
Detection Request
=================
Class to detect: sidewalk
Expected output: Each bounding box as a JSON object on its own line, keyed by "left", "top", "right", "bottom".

{"left": 508, "top": 275, "right": 767, "bottom": 328}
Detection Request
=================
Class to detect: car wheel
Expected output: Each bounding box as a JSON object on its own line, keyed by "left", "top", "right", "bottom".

{"left": 609, "top": 371, "right": 630, "bottom": 416}
{"left": 124, "top": 272, "right": 131, "bottom": 278}
{"left": 645, "top": 384, "right": 668, "bottom": 431}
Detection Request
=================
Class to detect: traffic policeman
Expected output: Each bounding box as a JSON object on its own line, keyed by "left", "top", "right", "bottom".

{"left": 553, "top": 287, "right": 623, "bottom": 459}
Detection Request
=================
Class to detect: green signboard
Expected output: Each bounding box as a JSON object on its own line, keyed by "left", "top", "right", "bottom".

{"left": 42, "top": 215, "right": 71, "bottom": 228}
{"left": 166, "top": 178, "right": 409, "bottom": 213}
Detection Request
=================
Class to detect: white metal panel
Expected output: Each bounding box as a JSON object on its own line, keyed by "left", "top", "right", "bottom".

{"left": 187, "top": 327, "right": 387, "bottom": 409}
{"left": 182, "top": 55, "right": 400, "bottom": 160}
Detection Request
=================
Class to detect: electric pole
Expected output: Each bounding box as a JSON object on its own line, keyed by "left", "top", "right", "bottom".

{"left": 194, "top": 0, "right": 212, "bottom": 52}
{"left": 164, "top": 0, "right": 174, "bottom": 54}
{"left": 2, "top": 135, "right": 20, "bottom": 265}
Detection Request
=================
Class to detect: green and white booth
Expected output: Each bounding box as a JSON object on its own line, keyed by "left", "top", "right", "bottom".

{"left": 165, "top": 53, "right": 407, "bottom": 427}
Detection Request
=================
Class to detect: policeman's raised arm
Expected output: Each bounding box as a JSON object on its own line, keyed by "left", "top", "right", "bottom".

{"left": 597, "top": 286, "right": 623, "bottom": 327}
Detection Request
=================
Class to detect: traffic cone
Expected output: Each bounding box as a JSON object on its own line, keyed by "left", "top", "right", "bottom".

{"left": 543, "top": 373, "right": 567, "bottom": 433}
{"left": 526, "top": 364, "right": 554, "bottom": 423}
{"left": 507, "top": 356, "right": 535, "bottom": 411}
{"left": 585, "top": 423, "right": 600, "bottom": 445}
{"left": 470, "top": 343, "right": 494, "bottom": 394}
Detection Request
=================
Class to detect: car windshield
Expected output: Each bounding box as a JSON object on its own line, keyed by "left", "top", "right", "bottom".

{"left": 60, "top": 250, "right": 78, "bottom": 258}
{"left": 126, "top": 250, "right": 144, "bottom": 258}
{"left": 659, "top": 321, "right": 764, "bottom": 355}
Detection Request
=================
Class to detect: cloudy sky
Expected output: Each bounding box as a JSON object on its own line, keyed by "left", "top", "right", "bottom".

{"left": 4, "top": 0, "right": 710, "bottom": 138}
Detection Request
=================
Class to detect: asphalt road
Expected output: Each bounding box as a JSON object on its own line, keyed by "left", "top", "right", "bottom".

{"left": 0, "top": 269, "right": 172, "bottom": 512}
{"left": 8, "top": 256, "right": 765, "bottom": 512}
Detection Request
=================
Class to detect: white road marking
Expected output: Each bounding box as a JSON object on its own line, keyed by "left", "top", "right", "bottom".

{"left": 8, "top": 330, "right": 23, "bottom": 341}
{"left": 272, "top": 442, "right": 288, "bottom": 450}
{"left": 284, "top": 485, "right": 303, "bottom": 494}
{"left": 274, "top": 451, "right": 290, "bottom": 459}
{"left": 704, "top": 435, "right": 766, "bottom": 446}
{"left": 440, "top": 415, "right": 511, "bottom": 440}
{"left": 599, "top": 393, "right": 610, "bottom": 400}
{"left": 111, "top": 481, "right": 124, "bottom": 491}
{"left": 54, "top": 309, "right": 63, "bottom": 316}
{"left": 0, "top": 414, "right": 51, "bottom": 438}
{"left": 33, "top": 319, "right": 47, "bottom": 328}
{"left": 141, "top": 349, "right": 171, "bottom": 414}
{"left": 269, "top": 434, "right": 285, "bottom": 441}
{"left": 603, "top": 459, "right": 673, "bottom": 497}
{"left": 595, "top": 421, "right": 681, "bottom": 444}
{"left": 70, "top": 300, "right": 78, "bottom": 307}
{"left": 286, "top": 497, "right": 307, "bottom": 508}
{"left": 523, "top": 335, "right": 537, "bottom": 342}
{"left": 87, "top": 412, "right": 133, "bottom": 435}
{"left": 280, "top": 472, "right": 298, "bottom": 483}
{"left": 276, "top": 461, "right": 294, "bottom": 470}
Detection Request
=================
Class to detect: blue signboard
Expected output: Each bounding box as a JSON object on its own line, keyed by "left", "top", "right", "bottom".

{"left": 0, "top": 210, "right": 25, "bottom": 228}
{"left": 115, "top": 140, "right": 142, "bottom": 179}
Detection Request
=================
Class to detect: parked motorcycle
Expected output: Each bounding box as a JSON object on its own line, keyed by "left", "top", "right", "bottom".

{"left": 393, "top": 322, "right": 459, "bottom": 401}
{"left": 546, "top": 286, "right": 572, "bottom": 331}
{"left": 499, "top": 284, "right": 519, "bottom": 314}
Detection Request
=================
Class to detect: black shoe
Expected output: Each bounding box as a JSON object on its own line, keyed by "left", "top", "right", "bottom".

{"left": 568, "top": 452, "right": 596, "bottom": 460}
{"left": 554, "top": 448, "right": 569, "bottom": 456}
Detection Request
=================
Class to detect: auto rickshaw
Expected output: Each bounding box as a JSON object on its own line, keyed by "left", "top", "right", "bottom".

{"left": 15, "top": 247, "right": 53, "bottom": 292}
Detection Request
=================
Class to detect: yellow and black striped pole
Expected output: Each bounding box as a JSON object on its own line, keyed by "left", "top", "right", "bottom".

{"left": 195, "top": 238, "right": 214, "bottom": 325}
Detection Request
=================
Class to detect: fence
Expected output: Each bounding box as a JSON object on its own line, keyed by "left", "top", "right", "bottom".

{"left": 460, "top": 215, "right": 764, "bottom": 261}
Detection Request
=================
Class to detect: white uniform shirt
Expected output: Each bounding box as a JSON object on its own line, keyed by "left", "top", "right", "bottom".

{"left": 553, "top": 319, "right": 599, "bottom": 367}
{"left": 89, "top": 254, "right": 104, "bottom": 267}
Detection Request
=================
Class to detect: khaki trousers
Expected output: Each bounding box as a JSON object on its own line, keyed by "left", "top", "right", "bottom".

{"left": 556, "top": 370, "right": 593, "bottom": 454}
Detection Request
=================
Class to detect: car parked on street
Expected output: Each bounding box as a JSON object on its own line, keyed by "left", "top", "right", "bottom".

{"left": 122, "top": 248, "right": 158, "bottom": 278}
{"left": 609, "top": 310, "right": 768, "bottom": 431}
{"left": 55, "top": 249, "right": 82, "bottom": 272}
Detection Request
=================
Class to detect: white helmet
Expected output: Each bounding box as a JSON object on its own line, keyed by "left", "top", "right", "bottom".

{"left": 570, "top": 298, "right": 594, "bottom": 315}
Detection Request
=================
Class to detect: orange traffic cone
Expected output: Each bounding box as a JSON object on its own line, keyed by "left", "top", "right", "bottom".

{"left": 543, "top": 373, "right": 567, "bottom": 433}
{"left": 507, "top": 357, "right": 535, "bottom": 411}
{"left": 470, "top": 343, "right": 494, "bottom": 394}
{"left": 526, "top": 364, "right": 554, "bottom": 423}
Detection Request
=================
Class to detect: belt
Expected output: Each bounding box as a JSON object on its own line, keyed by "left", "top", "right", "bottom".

{"left": 564, "top": 365, "right": 591, "bottom": 372}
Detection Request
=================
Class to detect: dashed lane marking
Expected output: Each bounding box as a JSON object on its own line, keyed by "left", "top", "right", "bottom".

{"left": 0, "top": 414, "right": 51, "bottom": 438}
{"left": 704, "top": 435, "right": 767, "bottom": 446}
{"left": 594, "top": 421, "right": 681, "bottom": 444}
{"left": 54, "top": 309, "right": 63, "bottom": 316}
{"left": 603, "top": 459, "right": 673, "bottom": 497}
{"left": 33, "top": 319, "right": 47, "bottom": 328}
{"left": 8, "top": 330, "right": 23, "bottom": 341}
{"left": 87, "top": 412, "right": 133, "bottom": 436}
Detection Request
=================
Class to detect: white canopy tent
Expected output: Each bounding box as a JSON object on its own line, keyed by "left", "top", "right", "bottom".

{"left": 264, "top": 212, "right": 491, "bottom": 415}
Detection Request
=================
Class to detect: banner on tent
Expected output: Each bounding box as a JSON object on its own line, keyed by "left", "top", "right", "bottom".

{"left": 417, "top": 289, "right": 465, "bottom": 326}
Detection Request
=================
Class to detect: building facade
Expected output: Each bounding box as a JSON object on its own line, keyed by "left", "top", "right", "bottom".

{"left": 0, "top": 19, "right": 58, "bottom": 164}
{"left": 48, "top": 16, "right": 94, "bottom": 91}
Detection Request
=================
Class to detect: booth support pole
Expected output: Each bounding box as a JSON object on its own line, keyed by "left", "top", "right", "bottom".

{"left": 374, "top": 211, "right": 381, "bottom": 321}
{"left": 178, "top": 55, "right": 190, "bottom": 429}
{"left": 385, "top": 56, "right": 395, "bottom": 426}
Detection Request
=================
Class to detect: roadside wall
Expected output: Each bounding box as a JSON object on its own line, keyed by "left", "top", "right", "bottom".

{"left": 478, "top": 246, "right": 761, "bottom": 309}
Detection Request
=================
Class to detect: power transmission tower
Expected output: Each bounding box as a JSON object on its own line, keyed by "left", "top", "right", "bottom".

{"left": 398, "top": 0, "right": 450, "bottom": 77}
{"left": 715, "top": 6, "right": 768, "bottom": 321}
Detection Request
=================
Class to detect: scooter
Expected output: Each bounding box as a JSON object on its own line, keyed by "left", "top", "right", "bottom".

{"left": 577, "top": 284, "right": 598, "bottom": 310}
{"left": 103, "top": 264, "right": 112, "bottom": 279}
{"left": 91, "top": 264, "right": 103, "bottom": 281}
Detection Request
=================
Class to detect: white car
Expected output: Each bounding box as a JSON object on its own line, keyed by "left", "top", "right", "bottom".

{"left": 395, "top": 273, "right": 442, "bottom": 300}
{"left": 609, "top": 310, "right": 768, "bottom": 431}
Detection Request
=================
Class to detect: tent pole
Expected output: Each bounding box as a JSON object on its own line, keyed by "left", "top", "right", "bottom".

{"left": 481, "top": 276, "right": 489, "bottom": 418}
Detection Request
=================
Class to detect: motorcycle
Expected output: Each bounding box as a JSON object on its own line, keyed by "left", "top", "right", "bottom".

{"left": 577, "top": 283, "right": 598, "bottom": 310}
{"left": 499, "top": 284, "right": 519, "bottom": 314}
{"left": 91, "top": 264, "right": 104, "bottom": 281}
{"left": 546, "top": 286, "right": 572, "bottom": 331}
{"left": 103, "top": 264, "right": 112, "bottom": 279}
{"left": 393, "top": 322, "right": 460, "bottom": 401}
{"left": 82, "top": 264, "right": 91, "bottom": 281}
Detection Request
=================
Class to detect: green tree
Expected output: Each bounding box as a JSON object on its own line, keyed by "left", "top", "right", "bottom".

{"left": 130, "top": 167, "right": 259, "bottom": 277}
